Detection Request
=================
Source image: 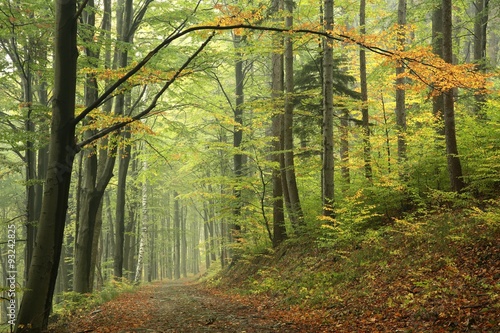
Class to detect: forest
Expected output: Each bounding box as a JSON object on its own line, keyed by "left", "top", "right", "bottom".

{"left": 0, "top": 0, "right": 498, "bottom": 332}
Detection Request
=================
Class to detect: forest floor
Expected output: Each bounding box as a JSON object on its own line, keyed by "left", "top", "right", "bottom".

{"left": 49, "top": 205, "right": 500, "bottom": 333}
{"left": 49, "top": 277, "right": 322, "bottom": 333}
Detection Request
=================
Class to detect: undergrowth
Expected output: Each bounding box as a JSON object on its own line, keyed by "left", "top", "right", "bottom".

{"left": 212, "top": 197, "right": 500, "bottom": 331}
{"left": 51, "top": 279, "right": 135, "bottom": 321}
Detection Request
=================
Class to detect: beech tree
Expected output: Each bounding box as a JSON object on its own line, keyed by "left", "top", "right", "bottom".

{"left": 442, "top": 0, "right": 465, "bottom": 192}
{"left": 9, "top": 1, "right": 494, "bottom": 330}
{"left": 270, "top": 0, "right": 287, "bottom": 247}
{"left": 283, "top": 0, "right": 304, "bottom": 226}
{"left": 322, "top": 0, "right": 335, "bottom": 218}
{"left": 395, "top": 0, "right": 407, "bottom": 168}
{"left": 16, "top": 0, "right": 78, "bottom": 330}
{"left": 359, "top": 0, "right": 372, "bottom": 180}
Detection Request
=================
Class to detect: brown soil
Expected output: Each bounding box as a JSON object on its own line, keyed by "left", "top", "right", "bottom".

{"left": 50, "top": 278, "right": 319, "bottom": 333}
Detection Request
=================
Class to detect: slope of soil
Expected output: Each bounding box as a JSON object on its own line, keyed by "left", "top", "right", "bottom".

{"left": 211, "top": 207, "right": 500, "bottom": 333}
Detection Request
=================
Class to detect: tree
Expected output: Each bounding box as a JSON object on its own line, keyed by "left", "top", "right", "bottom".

{"left": 359, "top": 0, "right": 372, "bottom": 180}
{"left": 270, "top": 0, "right": 287, "bottom": 247}
{"left": 16, "top": 0, "right": 78, "bottom": 330}
{"left": 73, "top": 0, "right": 116, "bottom": 294}
{"left": 395, "top": 0, "right": 407, "bottom": 169}
{"left": 442, "top": 0, "right": 465, "bottom": 192}
{"left": 473, "top": 0, "right": 489, "bottom": 115}
{"left": 134, "top": 159, "right": 148, "bottom": 284}
{"left": 232, "top": 31, "right": 244, "bottom": 244}
{"left": 432, "top": 3, "right": 445, "bottom": 128}
{"left": 322, "top": 0, "right": 335, "bottom": 218}
{"left": 283, "top": 0, "right": 304, "bottom": 226}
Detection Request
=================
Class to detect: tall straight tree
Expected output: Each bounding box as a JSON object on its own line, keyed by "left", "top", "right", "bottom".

{"left": 442, "top": 0, "right": 465, "bottom": 192}
{"left": 113, "top": 0, "right": 153, "bottom": 278}
{"left": 395, "top": 0, "right": 407, "bottom": 168}
{"left": 232, "top": 32, "right": 244, "bottom": 242}
{"left": 473, "top": 0, "right": 488, "bottom": 115}
{"left": 73, "top": 0, "right": 116, "bottom": 294}
{"left": 322, "top": 0, "right": 335, "bottom": 218}
{"left": 270, "top": 0, "right": 287, "bottom": 247}
{"left": 134, "top": 159, "right": 149, "bottom": 284}
{"left": 432, "top": 3, "right": 445, "bottom": 129}
{"left": 283, "top": 0, "right": 304, "bottom": 226}
{"left": 16, "top": 0, "right": 78, "bottom": 330}
{"left": 359, "top": 0, "right": 372, "bottom": 180}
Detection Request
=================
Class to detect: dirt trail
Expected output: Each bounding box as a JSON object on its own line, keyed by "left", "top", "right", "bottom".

{"left": 52, "top": 278, "right": 317, "bottom": 333}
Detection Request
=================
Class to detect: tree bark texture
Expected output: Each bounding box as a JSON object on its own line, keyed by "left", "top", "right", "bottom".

{"left": 359, "top": 0, "right": 372, "bottom": 180}
{"left": 395, "top": 0, "right": 407, "bottom": 167}
{"left": 283, "top": 0, "right": 304, "bottom": 226}
{"left": 16, "top": 0, "right": 78, "bottom": 330}
{"left": 322, "top": 0, "right": 335, "bottom": 218}
{"left": 270, "top": 0, "right": 287, "bottom": 247}
{"left": 442, "top": 0, "right": 465, "bottom": 192}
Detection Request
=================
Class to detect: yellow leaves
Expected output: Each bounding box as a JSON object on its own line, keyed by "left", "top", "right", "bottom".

{"left": 77, "top": 108, "right": 155, "bottom": 148}
{"left": 212, "top": 4, "right": 266, "bottom": 27}
{"left": 387, "top": 47, "right": 493, "bottom": 96}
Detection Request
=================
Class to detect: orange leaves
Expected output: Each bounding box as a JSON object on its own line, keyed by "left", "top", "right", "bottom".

{"left": 212, "top": 4, "right": 266, "bottom": 27}
{"left": 386, "top": 46, "right": 493, "bottom": 96}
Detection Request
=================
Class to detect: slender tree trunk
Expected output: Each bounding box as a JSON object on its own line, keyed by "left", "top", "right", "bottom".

{"left": 181, "top": 205, "right": 188, "bottom": 278}
{"left": 432, "top": 4, "right": 445, "bottom": 131}
{"left": 442, "top": 0, "right": 465, "bottom": 192}
{"left": 359, "top": 0, "right": 372, "bottom": 180}
{"left": 203, "top": 215, "right": 211, "bottom": 269}
{"left": 24, "top": 76, "right": 37, "bottom": 284}
{"left": 322, "top": 0, "right": 335, "bottom": 218}
{"left": 473, "top": 0, "right": 488, "bottom": 116}
{"left": 395, "top": 0, "right": 407, "bottom": 171}
{"left": 165, "top": 192, "right": 173, "bottom": 279}
{"left": 134, "top": 161, "right": 148, "bottom": 284}
{"left": 173, "top": 191, "right": 181, "bottom": 279}
{"left": 73, "top": 0, "right": 117, "bottom": 292}
{"left": 232, "top": 34, "right": 244, "bottom": 243}
{"left": 16, "top": 0, "right": 78, "bottom": 330}
{"left": 283, "top": 0, "right": 304, "bottom": 226}
{"left": 340, "top": 109, "right": 350, "bottom": 187}
{"left": 270, "top": 0, "right": 287, "bottom": 247}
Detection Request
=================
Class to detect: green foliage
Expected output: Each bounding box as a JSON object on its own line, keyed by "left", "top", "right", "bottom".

{"left": 52, "top": 280, "right": 135, "bottom": 319}
{"left": 458, "top": 100, "right": 500, "bottom": 195}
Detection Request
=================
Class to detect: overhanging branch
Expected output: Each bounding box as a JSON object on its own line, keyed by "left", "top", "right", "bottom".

{"left": 75, "top": 21, "right": 471, "bottom": 148}
{"left": 76, "top": 32, "right": 215, "bottom": 149}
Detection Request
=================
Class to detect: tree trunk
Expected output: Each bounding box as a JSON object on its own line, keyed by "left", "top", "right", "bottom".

{"left": 114, "top": 136, "right": 132, "bottom": 278}
{"left": 395, "top": 0, "right": 407, "bottom": 170}
{"left": 442, "top": 0, "right": 465, "bottom": 192}
{"left": 340, "top": 109, "right": 350, "bottom": 187}
{"left": 359, "top": 0, "right": 372, "bottom": 180}
{"left": 473, "top": 0, "right": 488, "bottom": 115}
{"left": 173, "top": 191, "right": 181, "bottom": 279}
{"left": 16, "top": 0, "right": 78, "bottom": 330}
{"left": 134, "top": 160, "right": 148, "bottom": 284}
{"left": 432, "top": 4, "right": 445, "bottom": 130}
{"left": 283, "top": 0, "right": 304, "bottom": 226}
{"left": 232, "top": 34, "right": 244, "bottom": 243}
{"left": 322, "top": 0, "right": 335, "bottom": 218}
{"left": 181, "top": 205, "right": 188, "bottom": 278}
{"left": 270, "top": 0, "right": 287, "bottom": 247}
{"left": 74, "top": 0, "right": 117, "bottom": 292}
{"left": 165, "top": 192, "right": 173, "bottom": 279}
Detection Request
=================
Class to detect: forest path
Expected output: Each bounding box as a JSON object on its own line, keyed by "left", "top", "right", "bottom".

{"left": 53, "top": 277, "right": 319, "bottom": 333}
